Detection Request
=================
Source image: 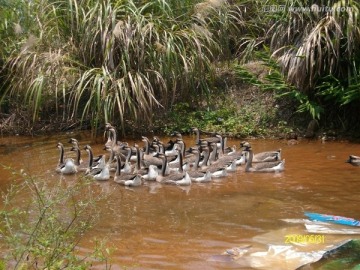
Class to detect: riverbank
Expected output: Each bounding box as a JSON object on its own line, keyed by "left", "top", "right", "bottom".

{"left": 1, "top": 61, "right": 358, "bottom": 142}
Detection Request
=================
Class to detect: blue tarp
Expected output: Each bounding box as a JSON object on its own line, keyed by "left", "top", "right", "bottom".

{"left": 305, "top": 212, "right": 360, "bottom": 227}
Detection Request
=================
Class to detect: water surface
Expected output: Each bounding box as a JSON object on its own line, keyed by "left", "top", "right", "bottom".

{"left": 0, "top": 133, "right": 359, "bottom": 269}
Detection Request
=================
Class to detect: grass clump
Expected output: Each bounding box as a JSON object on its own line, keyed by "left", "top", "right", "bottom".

{"left": 0, "top": 169, "right": 110, "bottom": 269}
{"left": 161, "top": 96, "right": 284, "bottom": 138}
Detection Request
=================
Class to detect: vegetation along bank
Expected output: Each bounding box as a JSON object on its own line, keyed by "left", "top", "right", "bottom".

{"left": 1, "top": 0, "right": 360, "bottom": 140}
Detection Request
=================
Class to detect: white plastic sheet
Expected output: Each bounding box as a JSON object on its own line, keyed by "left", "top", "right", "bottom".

{"left": 213, "top": 220, "right": 356, "bottom": 270}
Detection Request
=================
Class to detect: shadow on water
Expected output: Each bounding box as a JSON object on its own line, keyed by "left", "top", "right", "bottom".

{"left": 0, "top": 132, "right": 359, "bottom": 269}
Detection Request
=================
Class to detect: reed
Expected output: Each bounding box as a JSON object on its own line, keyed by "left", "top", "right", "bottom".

{"left": 1, "top": 0, "right": 243, "bottom": 134}
{"left": 268, "top": 0, "right": 360, "bottom": 92}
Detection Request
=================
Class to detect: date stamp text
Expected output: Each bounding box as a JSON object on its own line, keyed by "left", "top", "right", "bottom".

{"left": 285, "top": 234, "right": 325, "bottom": 244}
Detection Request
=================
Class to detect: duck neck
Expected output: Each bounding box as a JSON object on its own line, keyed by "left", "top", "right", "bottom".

{"left": 193, "top": 150, "right": 200, "bottom": 169}
{"left": 136, "top": 147, "right": 141, "bottom": 170}
{"left": 58, "top": 144, "right": 65, "bottom": 165}
{"left": 108, "top": 148, "right": 115, "bottom": 163}
{"left": 159, "top": 143, "right": 165, "bottom": 154}
{"left": 75, "top": 147, "right": 81, "bottom": 166}
{"left": 178, "top": 150, "right": 183, "bottom": 173}
{"left": 105, "top": 130, "right": 112, "bottom": 145}
{"left": 194, "top": 129, "right": 200, "bottom": 145}
{"left": 99, "top": 155, "right": 106, "bottom": 168}
{"left": 86, "top": 148, "right": 94, "bottom": 168}
{"left": 209, "top": 144, "right": 218, "bottom": 164}
{"left": 202, "top": 147, "right": 210, "bottom": 166}
{"left": 143, "top": 138, "right": 150, "bottom": 155}
{"left": 180, "top": 140, "right": 186, "bottom": 157}
{"left": 115, "top": 155, "right": 122, "bottom": 176}
{"left": 110, "top": 128, "right": 117, "bottom": 146}
{"left": 221, "top": 136, "right": 225, "bottom": 155}
{"left": 125, "top": 147, "right": 132, "bottom": 162}
{"left": 140, "top": 149, "right": 147, "bottom": 169}
{"left": 161, "top": 156, "right": 167, "bottom": 176}
{"left": 245, "top": 149, "right": 253, "bottom": 172}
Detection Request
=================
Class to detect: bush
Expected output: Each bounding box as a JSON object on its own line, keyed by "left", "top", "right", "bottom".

{"left": 0, "top": 168, "right": 110, "bottom": 269}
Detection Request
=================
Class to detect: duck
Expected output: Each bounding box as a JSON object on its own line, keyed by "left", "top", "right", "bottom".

{"left": 105, "top": 125, "right": 126, "bottom": 155}
{"left": 223, "top": 159, "right": 237, "bottom": 172}
{"left": 197, "top": 145, "right": 228, "bottom": 178}
{"left": 86, "top": 153, "right": 107, "bottom": 176}
{"left": 171, "top": 131, "right": 183, "bottom": 141}
{"left": 198, "top": 145, "right": 211, "bottom": 168}
{"left": 163, "top": 139, "right": 176, "bottom": 152}
{"left": 70, "top": 145, "right": 91, "bottom": 172}
{"left": 117, "top": 174, "right": 142, "bottom": 187}
{"left": 114, "top": 145, "right": 133, "bottom": 173}
{"left": 130, "top": 145, "right": 159, "bottom": 180}
{"left": 83, "top": 145, "right": 97, "bottom": 174}
{"left": 91, "top": 155, "right": 110, "bottom": 181}
{"left": 169, "top": 172, "right": 192, "bottom": 186}
{"left": 216, "top": 141, "right": 245, "bottom": 167}
{"left": 168, "top": 149, "right": 190, "bottom": 173}
{"left": 190, "top": 170, "right": 212, "bottom": 183}
{"left": 240, "top": 141, "right": 281, "bottom": 162}
{"left": 83, "top": 144, "right": 103, "bottom": 170}
{"left": 174, "top": 138, "right": 193, "bottom": 161}
{"left": 164, "top": 141, "right": 179, "bottom": 156}
{"left": 59, "top": 159, "right": 77, "bottom": 175}
{"left": 234, "top": 152, "right": 246, "bottom": 165}
{"left": 223, "top": 145, "right": 246, "bottom": 165}
{"left": 155, "top": 153, "right": 190, "bottom": 185}
{"left": 104, "top": 123, "right": 115, "bottom": 147}
{"left": 140, "top": 165, "right": 159, "bottom": 181}
{"left": 242, "top": 144, "right": 285, "bottom": 173}
{"left": 205, "top": 142, "right": 236, "bottom": 172}
{"left": 56, "top": 142, "right": 77, "bottom": 174}
{"left": 191, "top": 127, "right": 221, "bottom": 147}
{"left": 113, "top": 154, "right": 142, "bottom": 186}
{"left": 210, "top": 141, "right": 222, "bottom": 165}
{"left": 103, "top": 145, "right": 118, "bottom": 172}
{"left": 105, "top": 127, "right": 127, "bottom": 154}
{"left": 141, "top": 136, "right": 163, "bottom": 167}
{"left": 68, "top": 138, "right": 80, "bottom": 148}
{"left": 186, "top": 148, "right": 212, "bottom": 182}
{"left": 93, "top": 154, "right": 107, "bottom": 169}
{"left": 154, "top": 141, "right": 178, "bottom": 163}
{"left": 346, "top": 155, "right": 360, "bottom": 166}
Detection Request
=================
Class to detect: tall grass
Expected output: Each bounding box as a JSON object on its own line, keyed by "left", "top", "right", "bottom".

{"left": 267, "top": 0, "right": 360, "bottom": 91}
{"left": 233, "top": 0, "right": 360, "bottom": 125}
{"left": 1, "top": 0, "right": 243, "bottom": 134}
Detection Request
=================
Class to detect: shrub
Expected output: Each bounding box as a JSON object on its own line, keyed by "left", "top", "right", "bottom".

{"left": 0, "top": 168, "right": 110, "bottom": 269}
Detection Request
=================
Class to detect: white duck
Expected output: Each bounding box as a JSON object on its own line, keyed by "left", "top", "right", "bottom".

{"left": 155, "top": 153, "right": 190, "bottom": 186}
{"left": 91, "top": 156, "right": 110, "bottom": 181}
{"left": 114, "top": 154, "right": 142, "bottom": 187}
{"left": 56, "top": 142, "right": 77, "bottom": 175}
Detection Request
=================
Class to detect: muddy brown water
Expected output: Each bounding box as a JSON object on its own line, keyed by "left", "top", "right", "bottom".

{"left": 0, "top": 132, "right": 359, "bottom": 269}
